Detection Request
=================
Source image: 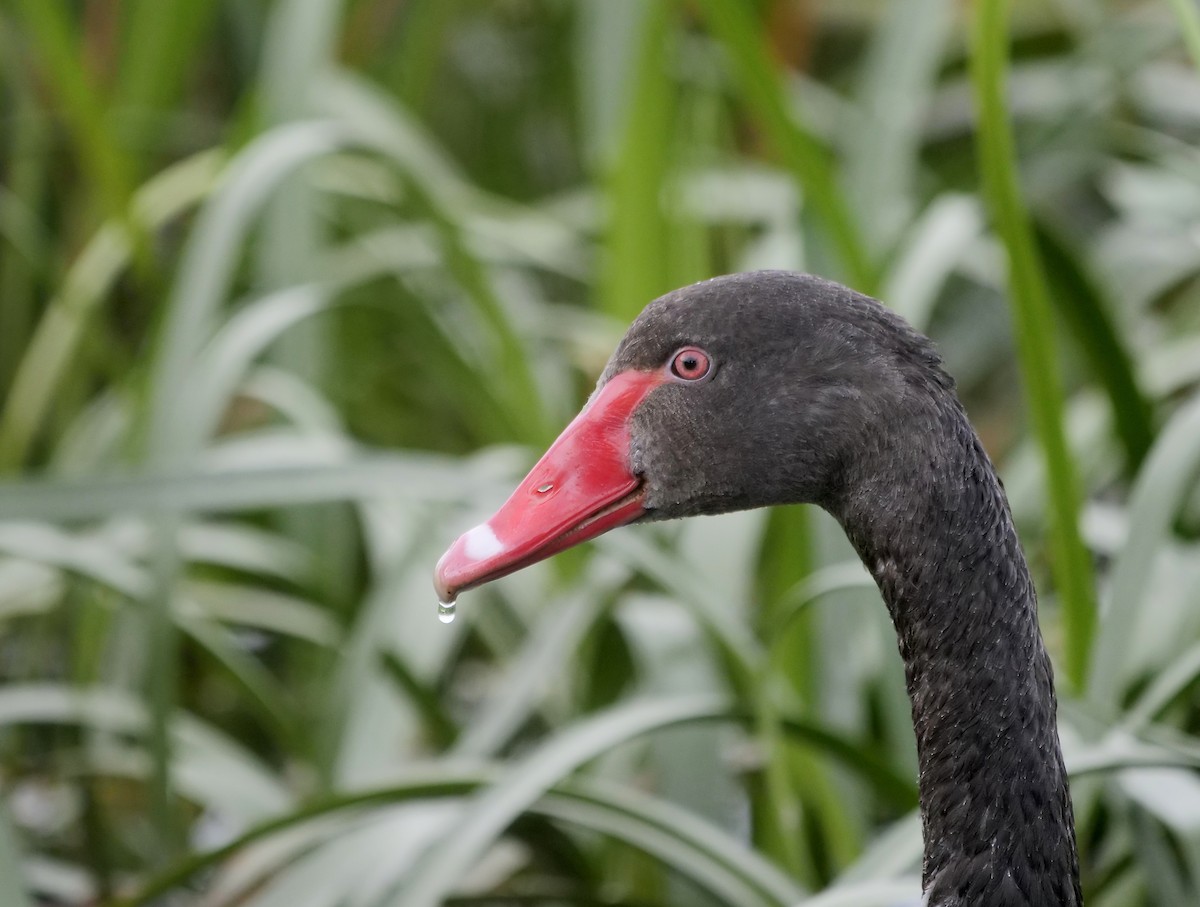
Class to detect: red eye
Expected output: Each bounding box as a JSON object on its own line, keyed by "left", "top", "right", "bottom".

{"left": 668, "top": 347, "right": 712, "bottom": 382}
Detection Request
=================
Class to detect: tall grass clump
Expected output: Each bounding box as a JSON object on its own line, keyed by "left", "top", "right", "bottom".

{"left": 0, "top": 2, "right": 1199, "bottom": 906}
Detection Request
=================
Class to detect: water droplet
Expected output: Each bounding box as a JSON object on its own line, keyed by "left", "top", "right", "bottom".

{"left": 437, "top": 600, "right": 457, "bottom": 624}
{"left": 536, "top": 482, "right": 554, "bottom": 494}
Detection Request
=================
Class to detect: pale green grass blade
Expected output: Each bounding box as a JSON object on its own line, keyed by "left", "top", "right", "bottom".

{"left": 838, "top": 813, "right": 923, "bottom": 883}
{"left": 969, "top": 0, "right": 1098, "bottom": 690}
{"left": 256, "top": 0, "right": 358, "bottom": 631}
{"left": 800, "top": 879, "right": 923, "bottom": 907}
{"left": 132, "top": 117, "right": 341, "bottom": 842}
{"left": 845, "top": 0, "right": 952, "bottom": 255}
{"left": 0, "top": 522, "right": 147, "bottom": 597}
{"left": 1130, "top": 805, "right": 1192, "bottom": 907}
{"left": 575, "top": 0, "right": 651, "bottom": 164}
{"left": 598, "top": 529, "right": 761, "bottom": 691}
{"left": 539, "top": 777, "right": 807, "bottom": 907}
{"left": 259, "top": 0, "right": 342, "bottom": 125}
{"left": 184, "top": 581, "right": 340, "bottom": 646}
{"left": 0, "top": 802, "right": 34, "bottom": 907}
{"left": 1124, "top": 641, "right": 1200, "bottom": 730}
{"left": 239, "top": 365, "right": 343, "bottom": 434}
{"left": 883, "top": 194, "right": 983, "bottom": 331}
{"left": 117, "top": 766, "right": 801, "bottom": 907}
{"left": 0, "top": 453, "right": 511, "bottom": 521}
{"left": 616, "top": 593, "right": 760, "bottom": 887}
{"left": 0, "top": 560, "right": 59, "bottom": 622}
{"left": 255, "top": 0, "right": 336, "bottom": 396}
{"left": 769, "top": 560, "right": 875, "bottom": 638}
{"left": 178, "top": 521, "right": 313, "bottom": 584}
{"left": 143, "top": 121, "right": 346, "bottom": 466}
{"left": 1036, "top": 226, "right": 1154, "bottom": 474}
{"left": 1090, "top": 391, "right": 1200, "bottom": 706}
{"left": 775, "top": 719, "right": 918, "bottom": 812}
{"left": 328, "top": 500, "right": 468, "bottom": 784}
{"left": 453, "top": 568, "right": 624, "bottom": 757}
{"left": 377, "top": 652, "right": 457, "bottom": 750}
{"left": 1120, "top": 767, "right": 1200, "bottom": 898}
{"left": 181, "top": 284, "right": 335, "bottom": 449}
{"left": 389, "top": 695, "right": 731, "bottom": 907}
{"left": 1066, "top": 733, "right": 1200, "bottom": 777}
{"left": 238, "top": 809, "right": 457, "bottom": 907}
{"left": 0, "top": 684, "right": 292, "bottom": 821}
{"left": 144, "top": 152, "right": 334, "bottom": 843}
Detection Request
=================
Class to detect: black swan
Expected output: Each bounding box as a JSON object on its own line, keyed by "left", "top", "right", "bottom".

{"left": 435, "top": 271, "right": 1082, "bottom": 906}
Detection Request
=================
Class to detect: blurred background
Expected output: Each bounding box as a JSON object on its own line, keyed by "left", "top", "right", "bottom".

{"left": 2, "top": 0, "right": 1200, "bottom": 904}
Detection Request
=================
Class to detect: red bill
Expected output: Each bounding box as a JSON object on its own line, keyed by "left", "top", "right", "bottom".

{"left": 434, "top": 369, "right": 664, "bottom": 603}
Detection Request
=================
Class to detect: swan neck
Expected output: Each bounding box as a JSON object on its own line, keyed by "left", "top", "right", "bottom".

{"left": 834, "top": 404, "right": 1082, "bottom": 906}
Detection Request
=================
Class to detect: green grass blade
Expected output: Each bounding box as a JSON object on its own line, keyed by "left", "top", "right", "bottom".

{"left": 777, "top": 716, "right": 918, "bottom": 811}
{"left": 317, "top": 71, "right": 549, "bottom": 443}
{"left": 0, "top": 684, "right": 291, "bottom": 819}
{"left": 969, "top": 0, "right": 1098, "bottom": 691}
{"left": 1067, "top": 739, "right": 1200, "bottom": 777}
{"left": 177, "top": 614, "right": 301, "bottom": 753}
{"left": 0, "top": 150, "right": 224, "bottom": 471}
{"left": 691, "top": 0, "right": 876, "bottom": 292}
{"left": 1035, "top": 223, "right": 1155, "bottom": 475}
{"left": 752, "top": 697, "right": 810, "bottom": 879}
{"left": 10, "top": 0, "right": 136, "bottom": 224}
{"left": 0, "top": 27, "right": 49, "bottom": 403}
{"left": 114, "top": 0, "right": 221, "bottom": 136}
{"left": 378, "top": 650, "right": 458, "bottom": 750}
{"left": 601, "top": 1, "right": 674, "bottom": 321}
{"left": 1167, "top": 0, "right": 1200, "bottom": 73}
{"left": 753, "top": 506, "right": 820, "bottom": 878}
{"left": 382, "top": 0, "right": 459, "bottom": 108}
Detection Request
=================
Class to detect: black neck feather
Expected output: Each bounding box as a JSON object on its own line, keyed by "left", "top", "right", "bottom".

{"left": 833, "top": 396, "right": 1082, "bottom": 907}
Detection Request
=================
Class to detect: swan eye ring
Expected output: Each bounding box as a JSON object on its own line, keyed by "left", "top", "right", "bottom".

{"left": 668, "top": 346, "right": 713, "bottom": 382}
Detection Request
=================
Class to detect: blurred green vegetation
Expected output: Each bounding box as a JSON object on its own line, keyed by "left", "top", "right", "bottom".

{"left": 2, "top": 1, "right": 1200, "bottom": 905}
